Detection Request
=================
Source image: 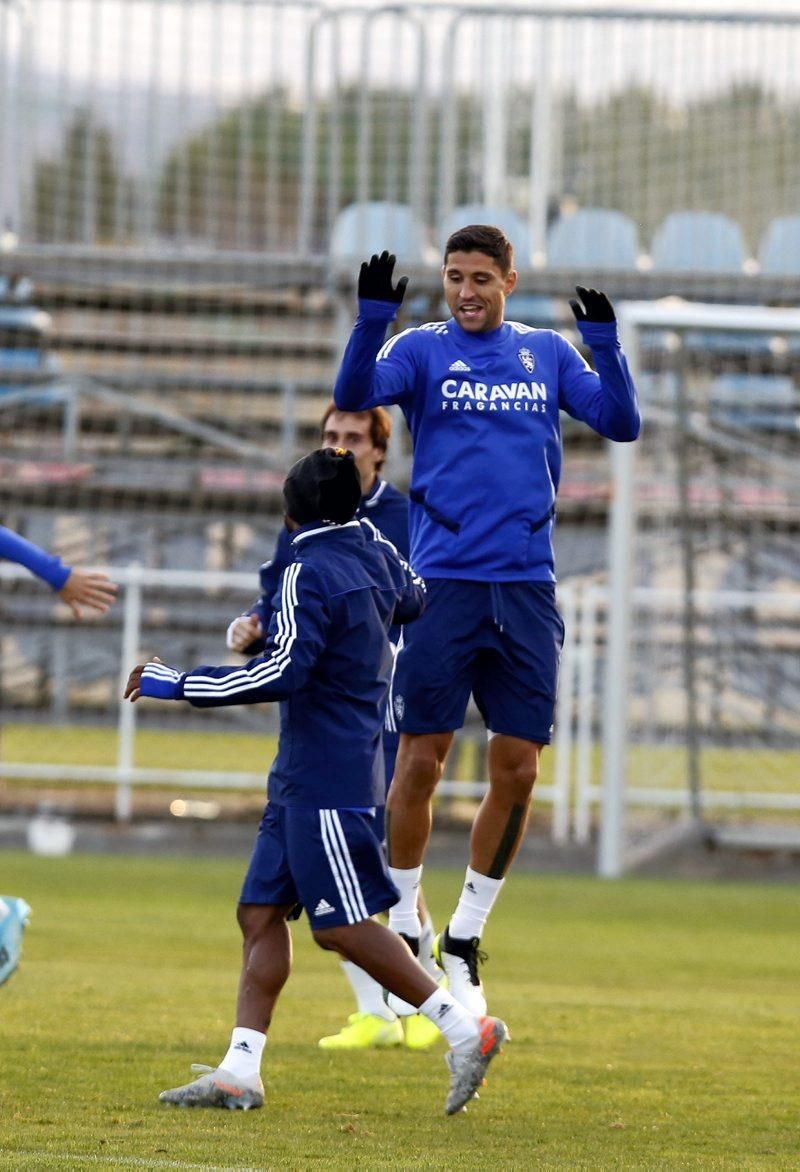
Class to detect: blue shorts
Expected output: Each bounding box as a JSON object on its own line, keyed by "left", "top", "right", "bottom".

{"left": 239, "top": 803, "right": 399, "bottom": 930}
{"left": 371, "top": 738, "right": 398, "bottom": 843}
{"left": 391, "top": 579, "right": 565, "bottom": 744}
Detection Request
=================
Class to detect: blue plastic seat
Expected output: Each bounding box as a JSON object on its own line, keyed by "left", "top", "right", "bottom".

{"left": 546, "top": 208, "right": 639, "bottom": 269}
{"left": 709, "top": 374, "right": 798, "bottom": 433}
{"left": 650, "top": 211, "right": 746, "bottom": 272}
{"left": 329, "top": 201, "right": 429, "bottom": 264}
{"left": 758, "top": 216, "right": 800, "bottom": 275}
{"left": 439, "top": 204, "right": 533, "bottom": 264}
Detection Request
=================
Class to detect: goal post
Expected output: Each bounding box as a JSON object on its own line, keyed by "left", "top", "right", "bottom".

{"left": 599, "top": 300, "right": 800, "bottom": 876}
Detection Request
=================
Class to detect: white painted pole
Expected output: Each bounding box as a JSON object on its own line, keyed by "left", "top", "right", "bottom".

{"left": 574, "top": 584, "right": 599, "bottom": 844}
{"left": 598, "top": 305, "right": 640, "bottom": 877}
{"left": 115, "top": 564, "right": 142, "bottom": 822}
{"left": 551, "top": 582, "right": 576, "bottom": 843}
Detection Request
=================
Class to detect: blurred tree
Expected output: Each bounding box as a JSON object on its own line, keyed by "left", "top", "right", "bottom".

{"left": 32, "top": 109, "right": 126, "bottom": 244}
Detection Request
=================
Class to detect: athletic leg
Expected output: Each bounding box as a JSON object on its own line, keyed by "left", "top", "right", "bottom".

{"left": 385, "top": 730, "right": 454, "bottom": 868}
{"left": 314, "top": 918, "right": 509, "bottom": 1114}
{"left": 234, "top": 902, "right": 296, "bottom": 1032}
{"left": 470, "top": 734, "right": 542, "bottom": 879}
{"left": 159, "top": 902, "right": 294, "bottom": 1111}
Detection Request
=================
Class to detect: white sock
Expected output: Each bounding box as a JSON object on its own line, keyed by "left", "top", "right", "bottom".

{"left": 448, "top": 866, "right": 505, "bottom": 941}
{"left": 341, "top": 960, "right": 396, "bottom": 1021}
{"left": 418, "top": 911, "right": 440, "bottom": 978}
{"left": 388, "top": 865, "right": 423, "bottom": 938}
{"left": 418, "top": 987, "right": 480, "bottom": 1052}
{"left": 219, "top": 1027, "right": 266, "bottom": 1078}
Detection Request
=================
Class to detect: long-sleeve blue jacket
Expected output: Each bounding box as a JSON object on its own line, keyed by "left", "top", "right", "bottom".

{"left": 334, "top": 301, "right": 640, "bottom": 582}
{"left": 0, "top": 524, "right": 70, "bottom": 590}
{"left": 140, "top": 518, "right": 425, "bottom": 809}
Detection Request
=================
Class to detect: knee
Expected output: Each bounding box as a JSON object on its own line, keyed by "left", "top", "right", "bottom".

{"left": 392, "top": 735, "right": 450, "bottom": 799}
{"left": 490, "top": 748, "right": 540, "bottom": 803}
{"left": 312, "top": 925, "right": 345, "bottom": 955}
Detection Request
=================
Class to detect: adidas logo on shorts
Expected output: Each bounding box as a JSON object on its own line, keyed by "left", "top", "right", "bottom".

{"left": 448, "top": 359, "right": 471, "bottom": 372}
{"left": 314, "top": 898, "right": 336, "bottom": 917}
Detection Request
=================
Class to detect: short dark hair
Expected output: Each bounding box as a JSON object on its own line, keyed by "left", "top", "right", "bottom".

{"left": 319, "top": 402, "right": 393, "bottom": 473}
{"left": 443, "top": 224, "right": 514, "bottom": 276}
{"left": 283, "top": 447, "right": 361, "bottom": 525}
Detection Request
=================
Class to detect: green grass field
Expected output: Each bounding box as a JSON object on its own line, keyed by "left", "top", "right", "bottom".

{"left": 3, "top": 721, "right": 800, "bottom": 798}
{"left": 1, "top": 852, "right": 799, "bottom": 1170}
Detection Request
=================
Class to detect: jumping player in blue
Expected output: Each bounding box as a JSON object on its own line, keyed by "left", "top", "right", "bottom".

{"left": 125, "top": 448, "right": 509, "bottom": 1116}
{"left": 225, "top": 404, "right": 442, "bottom": 1052}
{"left": 333, "top": 224, "right": 641, "bottom": 1015}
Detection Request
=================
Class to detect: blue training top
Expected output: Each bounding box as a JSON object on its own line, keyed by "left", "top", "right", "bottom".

{"left": 140, "top": 518, "right": 425, "bottom": 809}
{"left": 0, "top": 524, "right": 70, "bottom": 590}
{"left": 334, "top": 301, "right": 641, "bottom": 582}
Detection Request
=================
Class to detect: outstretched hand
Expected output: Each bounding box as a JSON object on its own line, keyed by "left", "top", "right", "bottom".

{"left": 358, "top": 251, "right": 409, "bottom": 305}
{"left": 59, "top": 568, "right": 118, "bottom": 618}
{"left": 124, "top": 656, "right": 161, "bottom": 702}
{"left": 569, "top": 285, "right": 616, "bottom": 324}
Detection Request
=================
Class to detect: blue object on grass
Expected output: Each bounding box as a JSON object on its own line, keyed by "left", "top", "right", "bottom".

{"left": 0, "top": 896, "right": 31, "bottom": 986}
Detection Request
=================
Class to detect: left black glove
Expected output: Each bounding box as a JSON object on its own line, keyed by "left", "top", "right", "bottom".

{"left": 569, "top": 285, "right": 616, "bottom": 324}
{"left": 358, "top": 251, "right": 409, "bottom": 305}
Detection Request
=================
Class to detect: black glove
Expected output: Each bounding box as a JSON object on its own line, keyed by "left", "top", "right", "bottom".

{"left": 569, "top": 285, "right": 616, "bottom": 324}
{"left": 357, "top": 251, "right": 409, "bottom": 305}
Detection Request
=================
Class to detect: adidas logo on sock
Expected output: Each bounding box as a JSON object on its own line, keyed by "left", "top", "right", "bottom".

{"left": 465, "top": 881, "right": 477, "bottom": 893}
{"left": 234, "top": 1040, "right": 252, "bottom": 1053}
{"left": 448, "top": 359, "right": 471, "bottom": 372}
{"left": 314, "top": 898, "right": 336, "bottom": 916}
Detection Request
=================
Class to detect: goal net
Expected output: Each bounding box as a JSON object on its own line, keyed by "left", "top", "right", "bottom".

{"left": 587, "top": 301, "right": 800, "bottom": 875}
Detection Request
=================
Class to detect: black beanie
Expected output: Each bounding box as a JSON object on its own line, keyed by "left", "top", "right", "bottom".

{"left": 283, "top": 447, "right": 362, "bottom": 525}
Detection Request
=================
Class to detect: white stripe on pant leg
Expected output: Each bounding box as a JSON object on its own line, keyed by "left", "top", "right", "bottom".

{"left": 326, "top": 810, "right": 370, "bottom": 921}
{"left": 321, "top": 810, "right": 368, "bottom": 923}
{"left": 319, "top": 810, "right": 357, "bottom": 923}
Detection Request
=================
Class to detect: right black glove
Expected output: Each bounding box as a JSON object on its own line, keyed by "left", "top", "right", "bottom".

{"left": 358, "top": 251, "right": 409, "bottom": 305}
{"left": 569, "top": 285, "right": 616, "bottom": 324}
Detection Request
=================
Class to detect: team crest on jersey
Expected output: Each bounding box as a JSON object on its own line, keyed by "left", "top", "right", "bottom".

{"left": 393, "top": 694, "right": 405, "bottom": 722}
{"left": 518, "top": 347, "right": 535, "bottom": 374}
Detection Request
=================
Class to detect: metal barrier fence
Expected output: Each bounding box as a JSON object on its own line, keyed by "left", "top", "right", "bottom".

{"left": 2, "top": 1, "right": 800, "bottom": 284}
{"left": 0, "top": 562, "right": 570, "bottom": 836}
{"left": 4, "top": 560, "right": 798, "bottom": 869}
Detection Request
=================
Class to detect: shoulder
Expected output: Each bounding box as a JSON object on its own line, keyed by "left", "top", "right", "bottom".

{"left": 376, "top": 321, "right": 448, "bottom": 362}
{"left": 376, "top": 481, "right": 409, "bottom": 511}
{"left": 358, "top": 517, "right": 402, "bottom": 559}
{"left": 506, "top": 321, "right": 570, "bottom": 360}
{"left": 279, "top": 552, "right": 326, "bottom": 595}
{"left": 506, "top": 321, "right": 558, "bottom": 344}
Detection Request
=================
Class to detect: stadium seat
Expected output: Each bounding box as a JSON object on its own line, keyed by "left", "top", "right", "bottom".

{"left": 709, "top": 373, "right": 799, "bottom": 434}
{"left": 545, "top": 208, "right": 639, "bottom": 270}
{"left": 439, "top": 204, "right": 534, "bottom": 263}
{"left": 650, "top": 211, "right": 747, "bottom": 272}
{"left": 329, "top": 201, "right": 430, "bottom": 265}
{"left": 757, "top": 215, "right": 800, "bottom": 275}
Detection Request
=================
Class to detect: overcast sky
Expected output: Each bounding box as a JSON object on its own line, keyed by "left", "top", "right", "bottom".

{"left": 9, "top": 0, "right": 800, "bottom": 100}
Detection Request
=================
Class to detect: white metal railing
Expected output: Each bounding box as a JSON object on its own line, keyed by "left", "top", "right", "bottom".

{"left": 0, "top": 562, "right": 573, "bottom": 837}
{"left": 3, "top": 3, "right": 800, "bottom": 264}
{"left": 578, "top": 585, "right": 800, "bottom": 850}
{"left": 3, "top": 562, "right": 798, "bottom": 848}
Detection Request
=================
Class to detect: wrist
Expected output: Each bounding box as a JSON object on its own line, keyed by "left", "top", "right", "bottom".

{"left": 357, "top": 297, "right": 400, "bottom": 322}
{"left": 140, "top": 664, "right": 186, "bottom": 700}
{"left": 576, "top": 319, "right": 619, "bottom": 344}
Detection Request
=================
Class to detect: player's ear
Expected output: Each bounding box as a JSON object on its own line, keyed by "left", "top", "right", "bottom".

{"left": 504, "top": 268, "right": 519, "bottom": 296}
